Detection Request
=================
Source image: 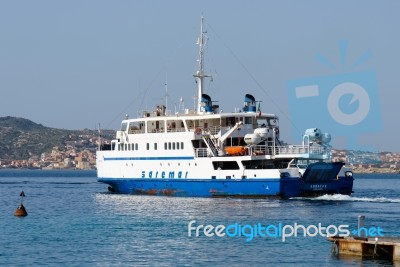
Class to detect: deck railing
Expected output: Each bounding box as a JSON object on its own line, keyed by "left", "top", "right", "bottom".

{"left": 128, "top": 129, "right": 145, "bottom": 134}
{"left": 166, "top": 128, "right": 186, "bottom": 133}
{"left": 252, "top": 145, "right": 326, "bottom": 156}
{"left": 195, "top": 144, "right": 328, "bottom": 158}
{"left": 196, "top": 148, "right": 210, "bottom": 157}
{"left": 188, "top": 126, "right": 221, "bottom": 135}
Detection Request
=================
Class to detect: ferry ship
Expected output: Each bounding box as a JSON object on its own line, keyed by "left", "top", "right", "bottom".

{"left": 96, "top": 17, "right": 354, "bottom": 198}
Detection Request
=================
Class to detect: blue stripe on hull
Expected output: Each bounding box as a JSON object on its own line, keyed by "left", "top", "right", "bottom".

{"left": 104, "top": 156, "right": 194, "bottom": 161}
{"left": 97, "top": 178, "right": 302, "bottom": 198}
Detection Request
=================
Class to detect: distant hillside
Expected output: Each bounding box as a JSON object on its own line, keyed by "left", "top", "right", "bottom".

{"left": 0, "top": 116, "right": 113, "bottom": 160}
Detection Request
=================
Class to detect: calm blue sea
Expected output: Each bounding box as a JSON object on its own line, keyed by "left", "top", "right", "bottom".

{"left": 0, "top": 169, "right": 399, "bottom": 266}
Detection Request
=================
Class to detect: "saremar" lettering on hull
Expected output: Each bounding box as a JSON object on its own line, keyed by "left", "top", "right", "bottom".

{"left": 141, "top": 171, "right": 189, "bottom": 179}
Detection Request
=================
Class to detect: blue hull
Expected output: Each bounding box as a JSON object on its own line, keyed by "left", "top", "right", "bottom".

{"left": 300, "top": 177, "right": 354, "bottom": 197}
{"left": 299, "top": 162, "right": 354, "bottom": 196}
{"left": 98, "top": 178, "right": 302, "bottom": 198}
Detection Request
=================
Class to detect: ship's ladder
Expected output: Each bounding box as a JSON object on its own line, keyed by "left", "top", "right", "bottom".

{"left": 202, "top": 133, "right": 219, "bottom": 157}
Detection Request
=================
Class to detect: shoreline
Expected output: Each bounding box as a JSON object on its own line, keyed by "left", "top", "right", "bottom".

{"left": 352, "top": 167, "right": 400, "bottom": 174}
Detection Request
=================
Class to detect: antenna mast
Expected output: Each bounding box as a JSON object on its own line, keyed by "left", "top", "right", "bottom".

{"left": 193, "top": 16, "right": 211, "bottom": 114}
{"left": 164, "top": 73, "right": 169, "bottom": 114}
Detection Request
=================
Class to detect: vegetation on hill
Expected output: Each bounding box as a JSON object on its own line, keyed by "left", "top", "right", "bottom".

{"left": 0, "top": 116, "right": 113, "bottom": 160}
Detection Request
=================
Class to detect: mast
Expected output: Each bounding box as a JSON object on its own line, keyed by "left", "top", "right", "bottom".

{"left": 193, "top": 16, "right": 211, "bottom": 114}
{"left": 164, "top": 73, "right": 169, "bottom": 113}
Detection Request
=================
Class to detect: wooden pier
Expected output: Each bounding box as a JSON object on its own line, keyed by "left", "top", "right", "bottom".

{"left": 328, "top": 236, "right": 400, "bottom": 261}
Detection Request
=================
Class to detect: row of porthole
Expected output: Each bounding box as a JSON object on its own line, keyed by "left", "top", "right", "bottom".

{"left": 145, "top": 142, "right": 186, "bottom": 151}
{"left": 160, "top": 162, "right": 198, "bottom": 167}
{"left": 163, "top": 142, "right": 185, "bottom": 150}
{"left": 118, "top": 142, "right": 185, "bottom": 151}
{"left": 118, "top": 143, "right": 138, "bottom": 151}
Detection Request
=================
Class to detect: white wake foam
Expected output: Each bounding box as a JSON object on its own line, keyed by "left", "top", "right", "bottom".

{"left": 292, "top": 194, "right": 400, "bottom": 203}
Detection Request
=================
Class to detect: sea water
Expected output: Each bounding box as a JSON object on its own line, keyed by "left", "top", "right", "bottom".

{"left": 0, "top": 169, "right": 399, "bottom": 266}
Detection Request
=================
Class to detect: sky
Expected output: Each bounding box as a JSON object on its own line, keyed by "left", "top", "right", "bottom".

{"left": 1, "top": 1, "right": 399, "bottom": 152}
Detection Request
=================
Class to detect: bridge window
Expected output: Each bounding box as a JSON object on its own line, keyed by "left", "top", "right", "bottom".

{"left": 128, "top": 121, "right": 145, "bottom": 134}
{"left": 245, "top": 117, "right": 253, "bottom": 125}
{"left": 120, "top": 122, "right": 128, "bottom": 131}
{"left": 226, "top": 117, "right": 236, "bottom": 127}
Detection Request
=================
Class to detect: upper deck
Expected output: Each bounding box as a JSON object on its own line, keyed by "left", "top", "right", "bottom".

{"left": 120, "top": 109, "right": 279, "bottom": 136}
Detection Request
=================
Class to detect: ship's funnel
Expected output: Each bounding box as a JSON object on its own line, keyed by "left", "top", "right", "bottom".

{"left": 243, "top": 94, "right": 256, "bottom": 113}
{"left": 201, "top": 94, "right": 214, "bottom": 113}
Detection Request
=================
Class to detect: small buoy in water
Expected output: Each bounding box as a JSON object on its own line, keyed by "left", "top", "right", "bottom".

{"left": 15, "top": 191, "right": 28, "bottom": 217}
{"left": 14, "top": 203, "right": 28, "bottom": 217}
